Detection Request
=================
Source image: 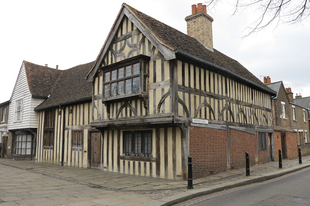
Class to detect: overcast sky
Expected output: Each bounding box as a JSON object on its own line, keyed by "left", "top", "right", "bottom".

{"left": 1, "top": 0, "right": 310, "bottom": 103}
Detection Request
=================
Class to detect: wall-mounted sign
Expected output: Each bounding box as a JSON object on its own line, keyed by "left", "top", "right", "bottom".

{"left": 192, "top": 118, "right": 208, "bottom": 124}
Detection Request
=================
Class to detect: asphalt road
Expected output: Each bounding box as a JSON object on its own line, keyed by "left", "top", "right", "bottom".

{"left": 176, "top": 167, "right": 310, "bottom": 206}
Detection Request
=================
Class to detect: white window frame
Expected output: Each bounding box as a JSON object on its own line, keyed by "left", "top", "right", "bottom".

{"left": 303, "top": 109, "right": 306, "bottom": 122}
{"left": 281, "top": 101, "right": 286, "bottom": 119}
{"left": 15, "top": 99, "right": 23, "bottom": 121}
{"left": 305, "top": 132, "right": 308, "bottom": 143}
{"left": 292, "top": 105, "right": 296, "bottom": 121}
{"left": 1, "top": 107, "right": 6, "bottom": 123}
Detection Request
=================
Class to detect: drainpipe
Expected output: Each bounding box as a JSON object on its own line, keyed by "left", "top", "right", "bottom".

{"left": 61, "top": 107, "right": 66, "bottom": 166}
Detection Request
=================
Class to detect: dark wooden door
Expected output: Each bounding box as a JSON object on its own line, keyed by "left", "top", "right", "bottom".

{"left": 281, "top": 133, "right": 287, "bottom": 159}
{"left": 90, "top": 132, "right": 101, "bottom": 168}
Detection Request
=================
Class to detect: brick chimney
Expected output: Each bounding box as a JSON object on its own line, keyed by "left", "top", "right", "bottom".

{"left": 185, "top": 3, "right": 214, "bottom": 50}
{"left": 286, "top": 87, "right": 293, "bottom": 103}
{"left": 263, "top": 76, "right": 271, "bottom": 84}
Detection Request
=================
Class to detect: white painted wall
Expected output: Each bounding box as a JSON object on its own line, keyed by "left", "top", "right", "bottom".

{"left": 8, "top": 62, "right": 44, "bottom": 130}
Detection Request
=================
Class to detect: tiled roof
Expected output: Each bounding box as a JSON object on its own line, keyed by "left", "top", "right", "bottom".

{"left": 24, "top": 61, "right": 62, "bottom": 98}
{"left": 265, "top": 81, "right": 282, "bottom": 99}
{"left": 294, "top": 96, "right": 310, "bottom": 110}
{"left": 35, "top": 61, "right": 94, "bottom": 110}
{"left": 123, "top": 4, "right": 275, "bottom": 95}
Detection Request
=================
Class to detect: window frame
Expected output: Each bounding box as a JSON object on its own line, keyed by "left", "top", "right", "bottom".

{"left": 123, "top": 130, "right": 152, "bottom": 158}
{"left": 15, "top": 99, "right": 23, "bottom": 121}
{"left": 292, "top": 105, "right": 296, "bottom": 121}
{"left": 43, "top": 110, "right": 55, "bottom": 149}
{"left": 101, "top": 55, "right": 150, "bottom": 102}
{"left": 13, "top": 134, "right": 35, "bottom": 156}
{"left": 281, "top": 101, "right": 286, "bottom": 119}
{"left": 303, "top": 109, "right": 306, "bottom": 122}
{"left": 1, "top": 107, "right": 6, "bottom": 123}
{"left": 258, "top": 132, "right": 267, "bottom": 151}
{"left": 72, "top": 130, "right": 83, "bottom": 151}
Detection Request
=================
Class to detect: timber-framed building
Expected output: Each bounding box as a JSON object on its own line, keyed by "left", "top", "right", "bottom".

{"left": 35, "top": 3, "right": 276, "bottom": 179}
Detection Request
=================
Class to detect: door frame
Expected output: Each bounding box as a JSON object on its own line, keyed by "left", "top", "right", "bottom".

{"left": 88, "top": 132, "right": 102, "bottom": 169}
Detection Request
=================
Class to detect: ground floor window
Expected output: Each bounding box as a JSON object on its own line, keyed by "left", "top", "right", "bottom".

{"left": 14, "top": 134, "right": 35, "bottom": 155}
{"left": 43, "top": 131, "right": 54, "bottom": 149}
{"left": 123, "top": 130, "right": 152, "bottom": 157}
{"left": 72, "top": 130, "right": 83, "bottom": 150}
{"left": 258, "top": 132, "right": 267, "bottom": 150}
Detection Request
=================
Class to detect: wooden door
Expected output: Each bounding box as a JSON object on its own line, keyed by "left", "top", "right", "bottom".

{"left": 90, "top": 132, "right": 101, "bottom": 169}
{"left": 281, "top": 133, "right": 287, "bottom": 159}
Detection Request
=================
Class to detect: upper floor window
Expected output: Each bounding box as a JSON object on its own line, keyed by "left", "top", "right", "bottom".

{"left": 15, "top": 99, "right": 23, "bottom": 121}
{"left": 303, "top": 109, "right": 306, "bottom": 122}
{"left": 102, "top": 55, "right": 149, "bottom": 101}
{"left": 281, "top": 101, "right": 286, "bottom": 119}
{"left": 2, "top": 107, "right": 6, "bottom": 122}
{"left": 292, "top": 106, "right": 296, "bottom": 121}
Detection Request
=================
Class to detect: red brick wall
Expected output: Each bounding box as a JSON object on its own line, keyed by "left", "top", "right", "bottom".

{"left": 229, "top": 130, "right": 256, "bottom": 169}
{"left": 274, "top": 131, "right": 282, "bottom": 159}
{"left": 285, "top": 132, "right": 298, "bottom": 159}
{"left": 190, "top": 127, "right": 271, "bottom": 179}
{"left": 274, "top": 131, "right": 298, "bottom": 159}
{"left": 190, "top": 127, "right": 227, "bottom": 178}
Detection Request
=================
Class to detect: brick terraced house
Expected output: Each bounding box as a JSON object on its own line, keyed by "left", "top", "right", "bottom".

{"left": 265, "top": 76, "right": 310, "bottom": 159}
{"left": 33, "top": 3, "right": 277, "bottom": 179}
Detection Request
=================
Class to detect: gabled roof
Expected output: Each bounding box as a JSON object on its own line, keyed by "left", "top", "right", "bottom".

{"left": 35, "top": 61, "right": 94, "bottom": 110}
{"left": 294, "top": 96, "right": 310, "bottom": 110}
{"left": 24, "top": 61, "right": 63, "bottom": 99}
{"left": 87, "top": 3, "right": 275, "bottom": 96}
{"left": 265, "top": 81, "right": 282, "bottom": 99}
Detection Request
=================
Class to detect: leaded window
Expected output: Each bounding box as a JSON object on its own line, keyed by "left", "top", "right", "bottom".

{"left": 123, "top": 130, "right": 152, "bottom": 157}
{"left": 14, "top": 134, "right": 35, "bottom": 155}
{"left": 102, "top": 56, "right": 149, "bottom": 101}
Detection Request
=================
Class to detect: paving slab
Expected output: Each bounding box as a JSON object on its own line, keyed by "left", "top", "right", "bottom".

{"left": 1, "top": 156, "right": 310, "bottom": 205}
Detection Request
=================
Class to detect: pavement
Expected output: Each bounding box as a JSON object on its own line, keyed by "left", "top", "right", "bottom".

{"left": 0, "top": 156, "right": 310, "bottom": 206}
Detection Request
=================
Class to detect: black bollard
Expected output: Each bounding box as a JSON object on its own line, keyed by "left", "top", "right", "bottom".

{"left": 245, "top": 152, "right": 250, "bottom": 176}
{"left": 299, "top": 147, "right": 302, "bottom": 164}
{"left": 279, "top": 149, "right": 282, "bottom": 168}
{"left": 187, "top": 155, "right": 193, "bottom": 189}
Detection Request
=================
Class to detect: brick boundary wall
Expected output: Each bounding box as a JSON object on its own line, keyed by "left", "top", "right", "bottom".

{"left": 189, "top": 126, "right": 271, "bottom": 179}
{"left": 274, "top": 131, "right": 298, "bottom": 159}
{"left": 229, "top": 129, "right": 256, "bottom": 169}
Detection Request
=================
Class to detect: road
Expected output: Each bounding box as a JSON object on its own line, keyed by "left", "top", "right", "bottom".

{"left": 176, "top": 167, "right": 310, "bottom": 206}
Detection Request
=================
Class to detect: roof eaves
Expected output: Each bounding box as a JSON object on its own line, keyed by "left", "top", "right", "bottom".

{"left": 35, "top": 97, "right": 92, "bottom": 111}
{"left": 175, "top": 50, "right": 276, "bottom": 96}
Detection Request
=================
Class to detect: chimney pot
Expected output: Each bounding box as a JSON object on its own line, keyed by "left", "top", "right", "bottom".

{"left": 197, "top": 3, "right": 203, "bottom": 13}
{"left": 56, "top": 65, "right": 59, "bottom": 70}
{"left": 263, "top": 76, "right": 271, "bottom": 83}
{"left": 203, "top": 5, "right": 207, "bottom": 13}
{"left": 191, "top": 4, "right": 197, "bottom": 14}
{"left": 45, "top": 64, "right": 48, "bottom": 67}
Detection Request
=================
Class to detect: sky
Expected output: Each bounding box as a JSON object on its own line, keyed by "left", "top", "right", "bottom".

{"left": 1, "top": 0, "right": 310, "bottom": 103}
